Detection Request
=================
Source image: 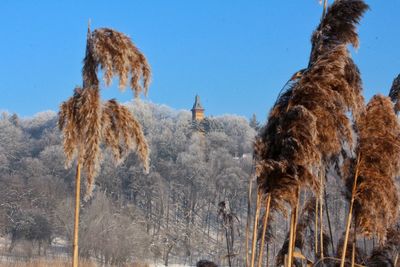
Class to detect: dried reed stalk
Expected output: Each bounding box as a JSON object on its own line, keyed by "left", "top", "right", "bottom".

{"left": 276, "top": 195, "right": 330, "bottom": 266}
{"left": 257, "top": 195, "right": 271, "bottom": 267}
{"left": 245, "top": 173, "right": 253, "bottom": 267}
{"left": 59, "top": 25, "right": 152, "bottom": 267}
{"left": 250, "top": 190, "right": 261, "bottom": 267}
{"left": 337, "top": 231, "right": 366, "bottom": 267}
{"left": 280, "top": 189, "right": 301, "bottom": 267}
{"left": 72, "top": 163, "right": 81, "bottom": 267}
{"left": 341, "top": 156, "right": 361, "bottom": 267}
{"left": 287, "top": 206, "right": 296, "bottom": 267}
{"left": 315, "top": 198, "right": 319, "bottom": 257}
{"left": 319, "top": 172, "right": 324, "bottom": 260}
{"left": 324, "top": 189, "right": 335, "bottom": 255}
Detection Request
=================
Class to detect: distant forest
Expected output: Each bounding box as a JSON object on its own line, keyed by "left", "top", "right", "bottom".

{"left": 0, "top": 100, "right": 258, "bottom": 265}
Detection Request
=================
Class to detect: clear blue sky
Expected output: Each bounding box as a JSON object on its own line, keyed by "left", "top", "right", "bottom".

{"left": 0, "top": 0, "right": 399, "bottom": 122}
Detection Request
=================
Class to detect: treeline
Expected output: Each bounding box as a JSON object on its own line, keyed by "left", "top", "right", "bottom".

{"left": 0, "top": 100, "right": 256, "bottom": 265}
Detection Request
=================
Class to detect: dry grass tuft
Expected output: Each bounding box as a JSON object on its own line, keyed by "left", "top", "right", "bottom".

{"left": 83, "top": 27, "right": 151, "bottom": 96}
{"left": 353, "top": 95, "right": 400, "bottom": 241}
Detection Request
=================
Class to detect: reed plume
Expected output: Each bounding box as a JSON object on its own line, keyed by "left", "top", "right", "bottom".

{"left": 255, "top": 103, "right": 319, "bottom": 212}
{"left": 310, "top": 0, "right": 369, "bottom": 65}
{"left": 255, "top": 0, "right": 368, "bottom": 214}
{"left": 102, "top": 99, "right": 149, "bottom": 171}
{"left": 59, "top": 26, "right": 151, "bottom": 196}
{"left": 389, "top": 74, "right": 400, "bottom": 113}
{"left": 59, "top": 87, "right": 101, "bottom": 195}
{"left": 309, "top": 0, "right": 368, "bottom": 121}
{"left": 352, "top": 95, "right": 400, "bottom": 241}
{"left": 255, "top": 3, "right": 368, "bottom": 266}
{"left": 83, "top": 27, "right": 151, "bottom": 96}
{"left": 290, "top": 45, "right": 363, "bottom": 159}
{"left": 60, "top": 25, "right": 152, "bottom": 267}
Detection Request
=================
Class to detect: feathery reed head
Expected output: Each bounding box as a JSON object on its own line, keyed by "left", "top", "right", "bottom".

{"left": 255, "top": 46, "right": 365, "bottom": 212}
{"left": 59, "top": 89, "right": 150, "bottom": 197}
{"left": 59, "top": 26, "right": 152, "bottom": 198}
{"left": 102, "top": 99, "right": 149, "bottom": 172}
{"left": 353, "top": 95, "right": 400, "bottom": 240}
{"left": 58, "top": 86, "right": 102, "bottom": 195}
{"left": 389, "top": 74, "right": 400, "bottom": 113}
{"left": 310, "top": 0, "right": 369, "bottom": 64}
{"left": 83, "top": 27, "right": 151, "bottom": 96}
{"left": 255, "top": 104, "right": 320, "bottom": 212}
{"left": 292, "top": 45, "right": 364, "bottom": 156}
{"left": 255, "top": 0, "right": 366, "bottom": 215}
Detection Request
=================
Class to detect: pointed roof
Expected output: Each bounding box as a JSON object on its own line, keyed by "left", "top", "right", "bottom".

{"left": 192, "top": 95, "right": 204, "bottom": 110}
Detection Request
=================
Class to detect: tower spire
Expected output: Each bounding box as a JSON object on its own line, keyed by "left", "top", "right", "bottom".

{"left": 191, "top": 95, "right": 205, "bottom": 121}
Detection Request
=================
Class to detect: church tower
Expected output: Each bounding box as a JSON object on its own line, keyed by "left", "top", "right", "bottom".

{"left": 191, "top": 95, "right": 205, "bottom": 121}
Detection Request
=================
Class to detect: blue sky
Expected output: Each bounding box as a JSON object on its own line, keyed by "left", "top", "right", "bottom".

{"left": 0, "top": 1, "right": 399, "bottom": 122}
